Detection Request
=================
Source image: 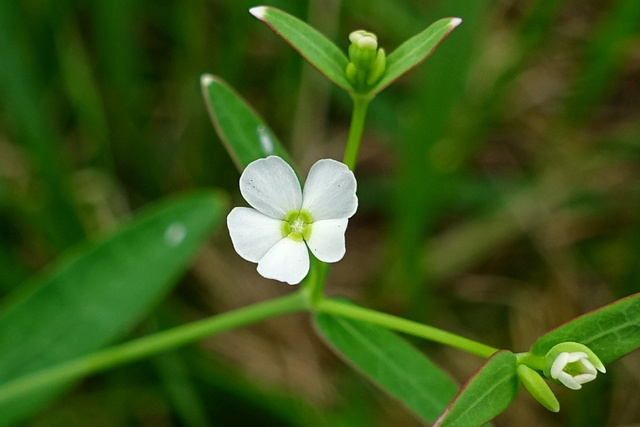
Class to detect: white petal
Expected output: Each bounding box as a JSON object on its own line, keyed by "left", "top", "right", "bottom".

{"left": 577, "top": 358, "right": 597, "bottom": 375}
{"left": 566, "top": 352, "right": 588, "bottom": 363}
{"left": 557, "top": 373, "right": 582, "bottom": 390}
{"left": 550, "top": 352, "right": 570, "bottom": 379}
{"left": 257, "top": 238, "right": 310, "bottom": 285}
{"left": 302, "top": 159, "right": 357, "bottom": 220}
{"left": 305, "top": 218, "right": 348, "bottom": 263}
{"left": 227, "top": 207, "right": 283, "bottom": 262}
{"left": 573, "top": 373, "right": 597, "bottom": 384}
{"left": 240, "top": 156, "right": 302, "bottom": 219}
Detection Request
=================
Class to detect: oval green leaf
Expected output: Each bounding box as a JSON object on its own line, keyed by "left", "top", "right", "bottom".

{"left": 249, "top": 6, "right": 352, "bottom": 92}
{"left": 0, "top": 191, "right": 226, "bottom": 425}
{"left": 435, "top": 350, "right": 519, "bottom": 427}
{"left": 314, "top": 298, "right": 458, "bottom": 424}
{"left": 370, "top": 17, "right": 462, "bottom": 95}
{"left": 529, "top": 292, "right": 640, "bottom": 364}
{"left": 201, "top": 74, "right": 293, "bottom": 171}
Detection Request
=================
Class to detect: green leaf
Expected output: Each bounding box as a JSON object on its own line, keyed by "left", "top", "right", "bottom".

{"left": 249, "top": 6, "right": 352, "bottom": 92}
{"left": 314, "top": 299, "right": 458, "bottom": 424}
{"left": 529, "top": 292, "right": 640, "bottom": 364}
{"left": 0, "top": 191, "right": 226, "bottom": 425}
{"left": 201, "top": 74, "right": 293, "bottom": 171}
{"left": 435, "top": 350, "right": 519, "bottom": 427}
{"left": 369, "top": 17, "right": 462, "bottom": 95}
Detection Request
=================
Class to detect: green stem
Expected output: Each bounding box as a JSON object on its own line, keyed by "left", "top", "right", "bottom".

{"left": 516, "top": 352, "right": 545, "bottom": 370}
{"left": 0, "top": 291, "right": 307, "bottom": 404}
{"left": 301, "top": 257, "right": 330, "bottom": 309}
{"left": 342, "top": 94, "right": 370, "bottom": 170}
{"left": 316, "top": 298, "right": 498, "bottom": 358}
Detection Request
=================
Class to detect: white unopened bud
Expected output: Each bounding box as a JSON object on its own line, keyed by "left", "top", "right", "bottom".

{"left": 543, "top": 342, "right": 606, "bottom": 390}
{"left": 349, "top": 30, "right": 377, "bottom": 50}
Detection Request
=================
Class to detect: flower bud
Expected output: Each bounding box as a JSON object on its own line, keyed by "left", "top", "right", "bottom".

{"left": 349, "top": 30, "right": 378, "bottom": 50}
{"left": 346, "top": 30, "right": 386, "bottom": 93}
{"left": 517, "top": 365, "right": 560, "bottom": 412}
{"left": 367, "top": 48, "right": 386, "bottom": 86}
{"left": 543, "top": 342, "right": 606, "bottom": 390}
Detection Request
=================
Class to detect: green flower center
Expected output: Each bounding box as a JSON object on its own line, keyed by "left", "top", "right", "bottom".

{"left": 282, "top": 210, "right": 313, "bottom": 242}
{"left": 563, "top": 360, "right": 587, "bottom": 376}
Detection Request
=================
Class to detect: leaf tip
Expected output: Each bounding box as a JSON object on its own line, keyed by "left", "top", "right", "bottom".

{"left": 450, "top": 17, "right": 462, "bottom": 29}
{"left": 249, "top": 6, "right": 268, "bottom": 20}
{"left": 200, "top": 74, "right": 215, "bottom": 88}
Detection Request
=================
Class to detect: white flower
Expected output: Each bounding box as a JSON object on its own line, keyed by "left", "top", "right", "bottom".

{"left": 227, "top": 156, "right": 358, "bottom": 285}
{"left": 549, "top": 351, "right": 605, "bottom": 390}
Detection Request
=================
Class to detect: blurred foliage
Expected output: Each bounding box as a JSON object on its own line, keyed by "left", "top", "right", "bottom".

{"left": 0, "top": 0, "right": 639, "bottom": 425}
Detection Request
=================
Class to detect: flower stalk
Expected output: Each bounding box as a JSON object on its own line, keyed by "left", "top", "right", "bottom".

{"left": 316, "top": 298, "right": 499, "bottom": 358}
{"left": 343, "top": 94, "right": 370, "bottom": 170}
{"left": 0, "top": 291, "right": 308, "bottom": 405}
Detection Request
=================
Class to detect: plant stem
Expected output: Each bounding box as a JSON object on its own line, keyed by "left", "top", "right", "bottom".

{"left": 516, "top": 352, "right": 545, "bottom": 370}
{"left": 301, "top": 258, "right": 330, "bottom": 309}
{"left": 342, "top": 94, "right": 370, "bottom": 170}
{"left": 316, "top": 298, "right": 498, "bottom": 358}
{"left": 0, "top": 291, "right": 307, "bottom": 404}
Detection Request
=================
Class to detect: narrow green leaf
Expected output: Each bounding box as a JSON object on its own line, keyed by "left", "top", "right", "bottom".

{"left": 370, "top": 17, "right": 462, "bottom": 95}
{"left": 0, "top": 191, "right": 226, "bottom": 425}
{"left": 201, "top": 74, "right": 293, "bottom": 171}
{"left": 314, "top": 299, "right": 458, "bottom": 424}
{"left": 530, "top": 293, "right": 640, "bottom": 364}
{"left": 249, "top": 6, "right": 352, "bottom": 92}
{"left": 435, "top": 350, "right": 519, "bottom": 427}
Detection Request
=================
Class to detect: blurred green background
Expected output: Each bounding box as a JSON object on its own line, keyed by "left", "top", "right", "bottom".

{"left": 1, "top": 0, "right": 639, "bottom": 425}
